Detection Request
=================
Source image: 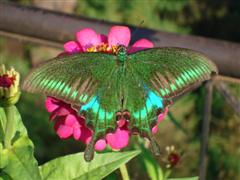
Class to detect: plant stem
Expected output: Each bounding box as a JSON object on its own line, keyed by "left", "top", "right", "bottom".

{"left": 119, "top": 164, "right": 130, "bottom": 180}
{"left": 163, "top": 169, "right": 172, "bottom": 180}
{"left": 3, "top": 106, "right": 15, "bottom": 148}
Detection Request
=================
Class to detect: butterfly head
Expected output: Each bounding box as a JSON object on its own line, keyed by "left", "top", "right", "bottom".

{"left": 116, "top": 45, "right": 127, "bottom": 63}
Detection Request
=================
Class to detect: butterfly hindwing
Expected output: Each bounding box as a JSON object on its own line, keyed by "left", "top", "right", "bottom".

{"left": 123, "top": 63, "right": 165, "bottom": 134}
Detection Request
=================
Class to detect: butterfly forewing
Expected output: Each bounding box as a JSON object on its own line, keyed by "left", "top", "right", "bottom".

{"left": 128, "top": 47, "right": 218, "bottom": 99}
{"left": 23, "top": 53, "right": 117, "bottom": 106}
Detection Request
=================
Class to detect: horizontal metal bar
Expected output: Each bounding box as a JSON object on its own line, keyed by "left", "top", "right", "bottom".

{"left": 216, "top": 75, "right": 240, "bottom": 84}
{"left": 215, "top": 82, "right": 240, "bottom": 117}
{"left": 0, "top": 30, "right": 62, "bottom": 48}
{"left": 1, "top": 3, "right": 240, "bottom": 79}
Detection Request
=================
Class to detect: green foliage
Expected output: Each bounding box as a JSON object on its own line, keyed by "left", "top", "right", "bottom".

{"left": 168, "top": 177, "right": 198, "bottom": 180}
{"left": 39, "top": 151, "right": 140, "bottom": 180}
{"left": 0, "top": 101, "right": 142, "bottom": 180}
{"left": 0, "top": 108, "right": 6, "bottom": 143}
{"left": 139, "top": 145, "right": 164, "bottom": 180}
{"left": 75, "top": 0, "right": 191, "bottom": 33}
{"left": 1, "top": 136, "right": 41, "bottom": 180}
{"left": 0, "top": 106, "right": 41, "bottom": 180}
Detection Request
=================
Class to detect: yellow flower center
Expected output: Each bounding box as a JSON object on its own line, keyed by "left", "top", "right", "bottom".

{"left": 86, "top": 43, "right": 119, "bottom": 54}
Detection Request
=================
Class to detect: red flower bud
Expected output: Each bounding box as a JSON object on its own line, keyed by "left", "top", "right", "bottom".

{"left": 0, "top": 74, "right": 15, "bottom": 88}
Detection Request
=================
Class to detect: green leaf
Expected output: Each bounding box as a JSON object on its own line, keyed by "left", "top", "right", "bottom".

{"left": 0, "top": 143, "right": 7, "bottom": 169}
{"left": 1, "top": 136, "right": 41, "bottom": 180}
{"left": 138, "top": 145, "right": 163, "bottom": 180}
{"left": 0, "top": 108, "right": 7, "bottom": 143}
{"left": 0, "top": 105, "right": 41, "bottom": 180}
{"left": 168, "top": 177, "right": 198, "bottom": 180}
{"left": 0, "top": 106, "right": 27, "bottom": 147}
{"left": 0, "top": 171, "right": 12, "bottom": 180}
{"left": 9, "top": 106, "right": 27, "bottom": 144}
{"left": 39, "top": 150, "right": 140, "bottom": 180}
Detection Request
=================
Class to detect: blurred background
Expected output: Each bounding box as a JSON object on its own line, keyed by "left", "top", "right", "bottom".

{"left": 0, "top": 0, "right": 240, "bottom": 179}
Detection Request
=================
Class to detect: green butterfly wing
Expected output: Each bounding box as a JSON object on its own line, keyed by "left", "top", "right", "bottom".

{"left": 23, "top": 47, "right": 218, "bottom": 135}
{"left": 23, "top": 53, "right": 130, "bottom": 133}
{"left": 128, "top": 47, "right": 218, "bottom": 100}
{"left": 23, "top": 47, "right": 218, "bottom": 161}
{"left": 23, "top": 53, "right": 117, "bottom": 106}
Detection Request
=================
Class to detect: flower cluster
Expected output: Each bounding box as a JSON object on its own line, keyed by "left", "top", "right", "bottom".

{"left": 0, "top": 64, "right": 20, "bottom": 106}
{"left": 46, "top": 26, "right": 168, "bottom": 151}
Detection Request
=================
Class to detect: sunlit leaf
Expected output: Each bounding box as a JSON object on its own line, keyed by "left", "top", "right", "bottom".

{"left": 138, "top": 144, "right": 163, "bottom": 180}
{"left": 168, "top": 177, "right": 198, "bottom": 180}
{"left": 0, "top": 106, "right": 27, "bottom": 146}
{"left": 0, "top": 143, "right": 8, "bottom": 169}
{"left": 0, "top": 108, "right": 6, "bottom": 143}
{"left": 39, "top": 150, "right": 140, "bottom": 180}
{"left": 1, "top": 136, "right": 41, "bottom": 180}
{"left": 10, "top": 106, "right": 27, "bottom": 143}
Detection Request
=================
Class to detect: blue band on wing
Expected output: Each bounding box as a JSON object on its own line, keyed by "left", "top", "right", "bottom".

{"left": 79, "top": 96, "right": 113, "bottom": 121}
{"left": 133, "top": 90, "right": 163, "bottom": 119}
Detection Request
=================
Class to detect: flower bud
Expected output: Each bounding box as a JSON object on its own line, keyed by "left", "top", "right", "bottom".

{"left": 165, "top": 145, "right": 181, "bottom": 168}
{"left": 0, "top": 64, "right": 20, "bottom": 107}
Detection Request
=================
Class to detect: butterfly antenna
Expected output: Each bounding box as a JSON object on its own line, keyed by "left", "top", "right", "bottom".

{"left": 84, "top": 134, "right": 96, "bottom": 162}
{"left": 131, "top": 20, "right": 145, "bottom": 40}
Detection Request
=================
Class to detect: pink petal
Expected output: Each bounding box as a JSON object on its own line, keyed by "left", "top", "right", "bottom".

{"left": 77, "top": 116, "right": 86, "bottom": 126}
{"left": 50, "top": 113, "right": 57, "bottom": 121}
{"left": 76, "top": 28, "right": 101, "bottom": 51}
{"left": 45, "top": 97, "right": 59, "bottom": 112}
{"left": 158, "top": 113, "right": 166, "bottom": 123}
{"left": 106, "top": 128, "right": 129, "bottom": 150}
{"left": 157, "top": 108, "right": 169, "bottom": 123}
{"left": 128, "top": 38, "right": 154, "bottom": 53}
{"left": 65, "top": 114, "right": 78, "bottom": 126}
{"left": 78, "top": 126, "right": 93, "bottom": 144}
{"left": 56, "top": 125, "right": 73, "bottom": 139}
{"left": 98, "top": 34, "right": 108, "bottom": 43}
{"left": 108, "top": 26, "right": 131, "bottom": 47}
{"left": 151, "top": 125, "right": 158, "bottom": 134}
{"left": 54, "top": 118, "right": 64, "bottom": 131}
{"left": 94, "top": 139, "right": 107, "bottom": 151}
{"left": 50, "top": 107, "right": 71, "bottom": 121}
{"left": 64, "top": 41, "right": 82, "bottom": 53}
{"left": 73, "top": 127, "right": 81, "bottom": 140}
{"left": 117, "top": 119, "right": 127, "bottom": 128}
{"left": 164, "top": 107, "right": 169, "bottom": 115}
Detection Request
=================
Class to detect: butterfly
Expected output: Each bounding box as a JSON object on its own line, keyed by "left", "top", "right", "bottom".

{"left": 22, "top": 46, "right": 218, "bottom": 161}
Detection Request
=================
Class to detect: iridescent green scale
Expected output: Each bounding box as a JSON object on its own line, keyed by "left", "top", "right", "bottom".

{"left": 23, "top": 46, "right": 218, "bottom": 161}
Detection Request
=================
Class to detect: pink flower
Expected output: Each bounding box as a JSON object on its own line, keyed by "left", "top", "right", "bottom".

{"left": 64, "top": 26, "right": 153, "bottom": 54}
{"left": 94, "top": 139, "right": 107, "bottom": 151}
{"left": 151, "top": 107, "right": 169, "bottom": 134}
{"left": 106, "top": 119, "right": 129, "bottom": 150}
{"left": 45, "top": 97, "right": 92, "bottom": 144}
{"left": 46, "top": 26, "right": 167, "bottom": 153}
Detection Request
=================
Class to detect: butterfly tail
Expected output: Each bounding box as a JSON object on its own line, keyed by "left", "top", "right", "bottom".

{"left": 84, "top": 134, "right": 96, "bottom": 162}
{"left": 148, "top": 131, "right": 161, "bottom": 156}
